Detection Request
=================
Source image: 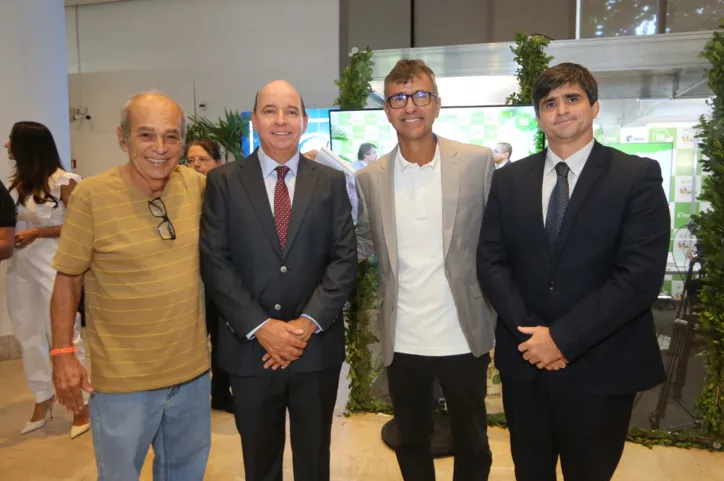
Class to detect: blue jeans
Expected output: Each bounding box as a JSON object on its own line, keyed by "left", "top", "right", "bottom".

{"left": 89, "top": 372, "right": 211, "bottom": 481}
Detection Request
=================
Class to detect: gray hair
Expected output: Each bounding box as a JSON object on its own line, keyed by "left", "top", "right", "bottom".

{"left": 120, "top": 90, "right": 187, "bottom": 140}
{"left": 496, "top": 142, "right": 513, "bottom": 158}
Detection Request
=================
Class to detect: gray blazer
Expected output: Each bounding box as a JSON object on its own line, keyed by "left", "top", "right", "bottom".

{"left": 355, "top": 136, "right": 497, "bottom": 366}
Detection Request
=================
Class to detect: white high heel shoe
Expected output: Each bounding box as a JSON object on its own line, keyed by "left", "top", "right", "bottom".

{"left": 20, "top": 402, "right": 53, "bottom": 435}
{"left": 70, "top": 404, "right": 91, "bottom": 439}
{"left": 70, "top": 421, "right": 91, "bottom": 439}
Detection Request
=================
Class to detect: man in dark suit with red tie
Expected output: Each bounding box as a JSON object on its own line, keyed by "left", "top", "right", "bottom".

{"left": 200, "top": 80, "right": 357, "bottom": 481}
{"left": 477, "top": 63, "right": 670, "bottom": 481}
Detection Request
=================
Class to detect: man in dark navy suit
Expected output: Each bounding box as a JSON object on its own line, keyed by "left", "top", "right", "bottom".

{"left": 477, "top": 63, "right": 670, "bottom": 481}
{"left": 200, "top": 80, "right": 357, "bottom": 481}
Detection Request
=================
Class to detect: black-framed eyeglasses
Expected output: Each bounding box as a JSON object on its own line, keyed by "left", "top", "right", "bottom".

{"left": 386, "top": 90, "right": 438, "bottom": 109}
{"left": 148, "top": 198, "right": 176, "bottom": 240}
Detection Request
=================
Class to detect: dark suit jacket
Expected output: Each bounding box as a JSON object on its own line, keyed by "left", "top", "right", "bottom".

{"left": 200, "top": 150, "right": 357, "bottom": 377}
{"left": 477, "top": 141, "right": 670, "bottom": 396}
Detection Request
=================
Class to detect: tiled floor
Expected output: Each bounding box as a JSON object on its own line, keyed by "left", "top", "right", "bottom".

{"left": 1, "top": 359, "right": 722, "bottom": 480}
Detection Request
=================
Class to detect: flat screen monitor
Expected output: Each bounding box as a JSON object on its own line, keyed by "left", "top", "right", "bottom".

{"left": 608, "top": 142, "right": 674, "bottom": 203}
{"left": 242, "top": 108, "right": 333, "bottom": 157}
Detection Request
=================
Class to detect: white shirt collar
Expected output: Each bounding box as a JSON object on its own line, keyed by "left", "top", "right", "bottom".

{"left": 395, "top": 142, "right": 441, "bottom": 171}
{"left": 495, "top": 160, "right": 509, "bottom": 169}
{"left": 258, "top": 146, "right": 300, "bottom": 178}
{"left": 545, "top": 139, "right": 595, "bottom": 177}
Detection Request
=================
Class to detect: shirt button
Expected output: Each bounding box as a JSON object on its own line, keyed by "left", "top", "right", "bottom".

{"left": 280, "top": 266, "right": 287, "bottom": 273}
{"left": 274, "top": 304, "right": 282, "bottom": 311}
{"left": 548, "top": 282, "right": 556, "bottom": 291}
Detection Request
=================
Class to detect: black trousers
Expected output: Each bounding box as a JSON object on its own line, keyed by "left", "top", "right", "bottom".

{"left": 230, "top": 365, "right": 342, "bottom": 481}
{"left": 502, "top": 370, "right": 635, "bottom": 481}
{"left": 387, "top": 352, "right": 492, "bottom": 481}
{"left": 206, "top": 296, "right": 231, "bottom": 401}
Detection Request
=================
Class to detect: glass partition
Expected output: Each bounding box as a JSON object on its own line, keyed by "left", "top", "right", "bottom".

{"left": 579, "top": 0, "right": 722, "bottom": 38}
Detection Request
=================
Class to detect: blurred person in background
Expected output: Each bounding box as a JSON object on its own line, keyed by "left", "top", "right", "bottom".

{"left": 4, "top": 121, "right": 89, "bottom": 438}
{"left": 186, "top": 138, "right": 233, "bottom": 412}
{"left": 492, "top": 142, "right": 512, "bottom": 169}
{"left": 351, "top": 142, "right": 377, "bottom": 171}
{"left": 187, "top": 138, "right": 222, "bottom": 175}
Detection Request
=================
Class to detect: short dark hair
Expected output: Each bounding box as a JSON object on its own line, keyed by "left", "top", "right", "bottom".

{"left": 532, "top": 62, "right": 598, "bottom": 116}
{"left": 496, "top": 142, "right": 512, "bottom": 158}
{"left": 357, "top": 143, "right": 377, "bottom": 160}
{"left": 253, "top": 92, "right": 307, "bottom": 117}
{"left": 185, "top": 138, "right": 221, "bottom": 162}
{"left": 384, "top": 59, "right": 438, "bottom": 98}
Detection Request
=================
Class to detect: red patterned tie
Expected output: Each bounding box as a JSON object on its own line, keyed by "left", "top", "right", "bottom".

{"left": 274, "top": 166, "right": 292, "bottom": 250}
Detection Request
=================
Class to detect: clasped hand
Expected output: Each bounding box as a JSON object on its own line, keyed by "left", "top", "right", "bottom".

{"left": 256, "top": 318, "right": 316, "bottom": 370}
{"left": 517, "top": 326, "right": 568, "bottom": 371}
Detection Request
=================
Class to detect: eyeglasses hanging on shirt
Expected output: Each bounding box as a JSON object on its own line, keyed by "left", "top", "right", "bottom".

{"left": 148, "top": 197, "right": 176, "bottom": 240}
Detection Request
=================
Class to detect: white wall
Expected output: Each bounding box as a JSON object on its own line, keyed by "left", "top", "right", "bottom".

{"left": 66, "top": 0, "right": 340, "bottom": 177}
{"left": 0, "top": 0, "right": 70, "bottom": 337}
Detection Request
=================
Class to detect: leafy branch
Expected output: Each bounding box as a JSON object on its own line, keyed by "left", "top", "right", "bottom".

{"left": 335, "top": 47, "right": 374, "bottom": 109}
{"left": 505, "top": 32, "right": 554, "bottom": 152}
{"left": 692, "top": 22, "right": 724, "bottom": 438}
{"left": 186, "top": 109, "right": 249, "bottom": 162}
{"left": 336, "top": 46, "right": 381, "bottom": 414}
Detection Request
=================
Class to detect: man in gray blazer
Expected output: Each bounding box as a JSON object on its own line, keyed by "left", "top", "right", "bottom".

{"left": 355, "top": 59, "right": 497, "bottom": 481}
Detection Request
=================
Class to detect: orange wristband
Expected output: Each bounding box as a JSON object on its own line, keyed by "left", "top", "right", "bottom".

{"left": 50, "top": 347, "right": 78, "bottom": 356}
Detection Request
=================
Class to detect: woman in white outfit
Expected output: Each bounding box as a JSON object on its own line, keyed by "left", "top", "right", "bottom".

{"left": 4, "top": 121, "right": 90, "bottom": 438}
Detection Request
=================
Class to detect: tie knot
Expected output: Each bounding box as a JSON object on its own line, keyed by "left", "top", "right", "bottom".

{"left": 555, "top": 162, "right": 570, "bottom": 178}
{"left": 276, "top": 165, "right": 290, "bottom": 179}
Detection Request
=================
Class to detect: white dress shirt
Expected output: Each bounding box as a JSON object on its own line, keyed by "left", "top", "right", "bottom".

{"left": 247, "top": 147, "right": 320, "bottom": 339}
{"left": 393, "top": 145, "right": 471, "bottom": 356}
{"left": 260, "top": 146, "right": 300, "bottom": 214}
{"left": 351, "top": 159, "right": 369, "bottom": 171}
{"left": 542, "top": 139, "right": 595, "bottom": 225}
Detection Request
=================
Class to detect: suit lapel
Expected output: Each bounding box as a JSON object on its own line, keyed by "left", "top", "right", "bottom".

{"left": 551, "top": 141, "right": 608, "bottom": 266}
{"left": 440, "top": 139, "right": 461, "bottom": 260}
{"left": 283, "top": 156, "right": 317, "bottom": 257}
{"left": 237, "top": 152, "right": 282, "bottom": 257}
{"left": 527, "top": 150, "right": 549, "bottom": 266}
{"left": 379, "top": 148, "right": 398, "bottom": 277}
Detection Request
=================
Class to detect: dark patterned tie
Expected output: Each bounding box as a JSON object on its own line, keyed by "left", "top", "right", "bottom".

{"left": 545, "top": 162, "right": 570, "bottom": 258}
{"left": 274, "top": 166, "right": 291, "bottom": 250}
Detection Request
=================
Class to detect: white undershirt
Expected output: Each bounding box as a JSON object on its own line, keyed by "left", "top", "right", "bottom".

{"left": 393, "top": 145, "right": 471, "bottom": 356}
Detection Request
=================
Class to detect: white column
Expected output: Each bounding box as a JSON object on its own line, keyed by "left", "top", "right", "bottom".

{"left": 0, "top": 0, "right": 70, "bottom": 339}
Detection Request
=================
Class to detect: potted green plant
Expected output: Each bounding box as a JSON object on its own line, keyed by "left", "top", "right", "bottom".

{"left": 692, "top": 22, "right": 724, "bottom": 439}
{"left": 505, "top": 32, "right": 554, "bottom": 152}
{"left": 334, "top": 47, "right": 384, "bottom": 413}
{"left": 185, "top": 109, "right": 249, "bottom": 163}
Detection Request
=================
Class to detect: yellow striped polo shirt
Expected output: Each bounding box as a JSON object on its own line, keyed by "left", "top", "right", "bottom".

{"left": 52, "top": 166, "right": 209, "bottom": 393}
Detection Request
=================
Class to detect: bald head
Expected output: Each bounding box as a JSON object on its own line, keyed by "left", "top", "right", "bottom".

{"left": 120, "top": 91, "right": 186, "bottom": 140}
{"left": 253, "top": 80, "right": 306, "bottom": 117}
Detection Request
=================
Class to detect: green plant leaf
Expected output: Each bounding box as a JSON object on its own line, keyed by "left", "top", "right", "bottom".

{"left": 505, "top": 31, "right": 553, "bottom": 152}
{"left": 186, "top": 109, "right": 249, "bottom": 162}
{"left": 335, "top": 48, "right": 375, "bottom": 110}
{"left": 331, "top": 125, "right": 350, "bottom": 142}
{"left": 692, "top": 22, "right": 724, "bottom": 438}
